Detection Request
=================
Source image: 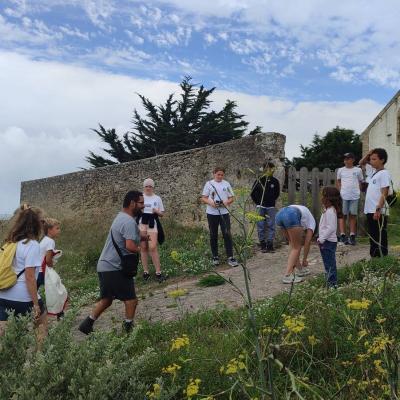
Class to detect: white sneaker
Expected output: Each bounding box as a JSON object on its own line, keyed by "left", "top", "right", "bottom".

{"left": 212, "top": 256, "right": 220, "bottom": 266}
{"left": 282, "top": 274, "right": 304, "bottom": 284}
{"left": 296, "top": 267, "right": 310, "bottom": 277}
{"left": 227, "top": 257, "right": 239, "bottom": 267}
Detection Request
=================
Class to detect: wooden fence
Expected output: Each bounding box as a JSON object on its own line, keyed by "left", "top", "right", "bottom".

{"left": 283, "top": 166, "right": 366, "bottom": 222}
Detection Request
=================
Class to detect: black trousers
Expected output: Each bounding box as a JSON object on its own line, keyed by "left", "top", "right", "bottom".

{"left": 366, "top": 213, "right": 388, "bottom": 258}
{"left": 207, "top": 213, "right": 233, "bottom": 258}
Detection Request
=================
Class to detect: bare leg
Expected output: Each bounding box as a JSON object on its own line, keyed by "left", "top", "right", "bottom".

{"left": 35, "top": 313, "right": 48, "bottom": 350}
{"left": 91, "top": 298, "right": 113, "bottom": 319}
{"left": 339, "top": 216, "right": 346, "bottom": 235}
{"left": 285, "top": 227, "right": 303, "bottom": 276}
{"left": 349, "top": 215, "right": 357, "bottom": 235}
{"left": 124, "top": 299, "right": 138, "bottom": 320}
{"left": 140, "top": 239, "right": 150, "bottom": 273}
{"left": 148, "top": 232, "right": 161, "bottom": 274}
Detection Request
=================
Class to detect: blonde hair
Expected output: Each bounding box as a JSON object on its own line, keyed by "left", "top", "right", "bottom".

{"left": 43, "top": 217, "right": 61, "bottom": 235}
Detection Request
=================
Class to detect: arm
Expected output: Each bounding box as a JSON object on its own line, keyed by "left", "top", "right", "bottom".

{"left": 224, "top": 196, "right": 234, "bottom": 206}
{"left": 302, "top": 229, "right": 314, "bottom": 266}
{"left": 125, "top": 239, "right": 140, "bottom": 253}
{"left": 359, "top": 150, "right": 373, "bottom": 167}
{"left": 374, "top": 187, "right": 389, "bottom": 220}
{"left": 25, "top": 267, "right": 41, "bottom": 320}
{"left": 201, "top": 195, "right": 215, "bottom": 207}
{"left": 336, "top": 179, "right": 341, "bottom": 191}
{"left": 318, "top": 210, "right": 337, "bottom": 244}
{"left": 274, "top": 178, "right": 280, "bottom": 200}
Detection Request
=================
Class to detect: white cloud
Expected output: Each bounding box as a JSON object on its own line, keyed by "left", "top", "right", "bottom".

{"left": 0, "top": 51, "right": 384, "bottom": 213}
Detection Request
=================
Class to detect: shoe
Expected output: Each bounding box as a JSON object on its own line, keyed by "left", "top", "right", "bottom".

{"left": 339, "top": 234, "right": 349, "bottom": 245}
{"left": 142, "top": 271, "right": 150, "bottom": 281}
{"left": 57, "top": 311, "right": 65, "bottom": 321}
{"left": 122, "top": 320, "right": 134, "bottom": 333}
{"left": 227, "top": 257, "right": 239, "bottom": 267}
{"left": 296, "top": 267, "right": 310, "bottom": 277}
{"left": 260, "top": 241, "right": 268, "bottom": 253}
{"left": 212, "top": 256, "right": 220, "bottom": 266}
{"left": 282, "top": 274, "right": 304, "bottom": 284}
{"left": 78, "top": 316, "right": 94, "bottom": 335}
{"left": 349, "top": 234, "right": 356, "bottom": 246}
{"left": 155, "top": 272, "right": 166, "bottom": 283}
{"left": 266, "top": 241, "right": 275, "bottom": 252}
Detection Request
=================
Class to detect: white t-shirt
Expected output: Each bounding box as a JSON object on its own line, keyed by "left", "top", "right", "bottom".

{"left": 143, "top": 194, "right": 164, "bottom": 215}
{"left": 202, "top": 179, "right": 234, "bottom": 215}
{"left": 337, "top": 167, "right": 363, "bottom": 200}
{"left": 289, "top": 205, "right": 316, "bottom": 232}
{"left": 318, "top": 207, "right": 338, "bottom": 244}
{"left": 39, "top": 236, "right": 56, "bottom": 273}
{"left": 365, "top": 163, "right": 375, "bottom": 184}
{"left": 364, "top": 169, "right": 391, "bottom": 214}
{"left": 0, "top": 240, "right": 42, "bottom": 302}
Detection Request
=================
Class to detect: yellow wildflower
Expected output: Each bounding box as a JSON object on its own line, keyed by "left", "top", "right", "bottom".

{"left": 374, "top": 359, "right": 387, "bottom": 375}
{"left": 367, "top": 334, "right": 394, "bottom": 354}
{"left": 341, "top": 361, "right": 352, "bottom": 367}
{"left": 376, "top": 316, "right": 386, "bottom": 324}
{"left": 358, "top": 329, "right": 368, "bottom": 341}
{"left": 146, "top": 383, "right": 161, "bottom": 399}
{"left": 356, "top": 353, "right": 369, "bottom": 362}
{"left": 346, "top": 298, "right": 372, "bottom": 310}
{"left": 220, "top": 357, "right": 247, "bottom": 375}
{"left": 283, "top": 315, "right": 306, "bottom": 334}
{"left": 170, "top": 250, "right": 180, "bottom": 262}
{"left": 168, "top": 289, "right": 188, "bottom": 298}
{"left": 245, "top": 212, "right": 265, "bottom": 223}
{"left": 162, "top": 363, "right": 181, "bottom": 380}
{"left": 184, "top": 378, "right": 201, "bottom": 399}
{"left": 171, "top": 334, "right": 190, "bottom": 351}
{"left": 308, "top": 335, "right": 319, "bottom": 346}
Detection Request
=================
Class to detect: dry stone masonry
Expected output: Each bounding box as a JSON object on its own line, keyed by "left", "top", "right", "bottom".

{"left": 21, "top": 132, "right": 286, "bottom": 226}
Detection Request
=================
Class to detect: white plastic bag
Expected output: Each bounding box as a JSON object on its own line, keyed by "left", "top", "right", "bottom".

{"left": 44, "top": 260, "right": 68, "bottom": 315}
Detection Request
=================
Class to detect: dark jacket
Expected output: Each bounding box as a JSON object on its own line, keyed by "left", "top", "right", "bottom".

{"left": 251, "top": 176, "right": 280, "bottom": 207}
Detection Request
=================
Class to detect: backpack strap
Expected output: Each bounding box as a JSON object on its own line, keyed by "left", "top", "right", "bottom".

{"left": 110, "top": 230, "right": 123, "bottom": 260}
{"left": 16, "top": 269, "right": 25, "bottom": 278}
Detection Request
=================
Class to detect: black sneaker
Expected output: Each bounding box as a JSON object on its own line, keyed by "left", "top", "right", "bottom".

{"left": 349, "top": 234, "right": 356, "bottom": 246}
{"left": 260, "top": 241, "right": 268, "bottom": 253}
{"left": 267, "top": 241, "right": 275, "bottom": 252}
{"left": 339, "top": 234, "right": 349, "bottom": 245}
{"left": 142, "top": 271, "right": 150, "bottom": 281}
{"left": 122, "top": 320, "right": 134, "bottom": 333}
{"left": 212, "top": 256, "right": 220, "bottom": 266}
{"left": 78, "top": 316, "right": 94, "bottom": 335}
{"left": 57, "top": 311, "right": 65, "bottom": 321}
{"left": 227, "top": 257, "right": 239, "bottom": 267}
{"left": 155, "top": 273, "right": 166, "bottom": 283}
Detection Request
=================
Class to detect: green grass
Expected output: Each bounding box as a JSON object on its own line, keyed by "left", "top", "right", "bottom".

{"left": 198, "top": 274, "right": 226, "bottom": 287}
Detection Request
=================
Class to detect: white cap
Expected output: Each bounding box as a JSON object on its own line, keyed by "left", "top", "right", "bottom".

{"left": 143, "top": 178, "right": 155, "bottom": 188}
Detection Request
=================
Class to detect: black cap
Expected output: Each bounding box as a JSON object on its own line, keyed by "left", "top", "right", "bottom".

{"left": 343, "top": 152, "right": 355, "bottom": 159}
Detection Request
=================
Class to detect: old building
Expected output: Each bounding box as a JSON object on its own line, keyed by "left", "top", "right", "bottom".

{"left": 361, "top": 90, "right": 400, "bottom": 188}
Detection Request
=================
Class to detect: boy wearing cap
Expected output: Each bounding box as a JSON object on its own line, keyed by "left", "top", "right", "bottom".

{"left": 336, "top": 153, "right": 364, "bottom": 245}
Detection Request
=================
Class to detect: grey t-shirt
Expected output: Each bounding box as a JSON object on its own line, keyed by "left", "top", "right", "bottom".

{"left": 97, "top": 212, "right": 140, "bottom": 272}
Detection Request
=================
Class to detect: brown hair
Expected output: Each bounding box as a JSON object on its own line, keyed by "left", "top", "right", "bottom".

{"left": 213, "top": 167, "right": 225, "bottom": 174}
{"left": 43, "top": 217, "right": 61, "bottom": 235}
{"left": 5, "top": 204, "right": 43, "bottom": 243}
{"left": 321, "top": 187, "right": 343, "bottom": 218}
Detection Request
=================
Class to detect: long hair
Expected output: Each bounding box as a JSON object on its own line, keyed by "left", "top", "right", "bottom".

{"left": 5, "top": 204, "right": 43, "bottom": 243}
{"left": 321, "top": 187, "right": 343, "bottom": 218}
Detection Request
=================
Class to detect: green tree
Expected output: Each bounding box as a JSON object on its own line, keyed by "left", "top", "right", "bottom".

{"left": 87, "top": 77, "right": 260, "bottom": 168}
{"left": 290, "top": 126, "right": 362, "bottom": 170}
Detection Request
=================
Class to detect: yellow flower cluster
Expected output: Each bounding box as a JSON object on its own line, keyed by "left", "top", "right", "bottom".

{"left": 219, "top": 355, "right": 246, "bottom": 375}
{"left": 261, "top": 326, "right": 280, "bottom": 335}
{"left": 162, "top": 363, "right": 181, "bottom": 380}
{"left": 234, "top": 187, "right": 251, "bottom": 197}
{"left": 367, "top": 334, "right": 394, "bottom": 354}
{"left": 283, "top": 315, "right": 306, "bottom": 334}
{"left": 245, "top": 212, "right": 265, "bottom": 223}
{"left": 146, "top": 383, "right": 161, "bottom": 399}
{"left": 308, "top": 335, "right": 319, "bottom": 346}
{"left": 184, "top": 378, "right": 201, "bottom": 399}
{"left": 170, "top": 250, "right": 180, "bottom": 262}
{"left": 346, "top": 298, "right": 372, "bottom": 310}
{"left": 171, "top": 334, "right": 190, "bottom": 351}
{"left": 373, "top": 359, "right": 387, "bottom": 375}
{"left": 168, "top": 288, "right": 188, "bottom": 298}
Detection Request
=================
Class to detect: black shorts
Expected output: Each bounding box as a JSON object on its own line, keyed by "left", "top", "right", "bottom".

{"left": 0, "top": 298, "right": 46, "bottom": 321}
{"left": 98, "top": 271, "right": 137, "bottom": 301}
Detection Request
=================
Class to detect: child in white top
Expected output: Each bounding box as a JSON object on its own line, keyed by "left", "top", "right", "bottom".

{"left": 317, "top": 187, "right": 342, "bottom": 288}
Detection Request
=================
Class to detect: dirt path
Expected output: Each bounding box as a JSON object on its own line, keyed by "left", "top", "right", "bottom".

{"left": 75, "top": 243, "right": 369, "bottom": 336}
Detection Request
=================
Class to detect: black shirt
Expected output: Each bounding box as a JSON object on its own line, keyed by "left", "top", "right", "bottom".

{"left": 250, "top": 176, "right": 280, "bottom": 207}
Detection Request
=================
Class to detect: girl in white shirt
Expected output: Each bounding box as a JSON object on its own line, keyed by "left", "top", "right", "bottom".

{"left": 0, "top": 204, "right": 47, "bottom": 341}
{"left": 317, "top": 187, "right": 342, "bottom": 288}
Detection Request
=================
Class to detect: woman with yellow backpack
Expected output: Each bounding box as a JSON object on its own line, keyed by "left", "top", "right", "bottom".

{"left": 0, "top": 204, "right": 47, "bottom": 340}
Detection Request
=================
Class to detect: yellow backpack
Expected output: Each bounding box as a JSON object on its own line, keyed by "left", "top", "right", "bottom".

{"left": 0, "top": 242, "right": 20, "bottom": 290}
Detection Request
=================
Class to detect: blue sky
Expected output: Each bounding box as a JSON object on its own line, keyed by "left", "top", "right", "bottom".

{"left": 1, "top": 0, "right": 399, "bottom": 213}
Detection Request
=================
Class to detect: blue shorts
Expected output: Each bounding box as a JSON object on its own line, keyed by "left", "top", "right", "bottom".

{"left": 0, "top": 298, "right": 46, "bottom": 321}
{"left": 275, "top": 206, "right": 302, "bottom": 229}
{"left": 342, "top": 199, "right": 359, "bottom": 216}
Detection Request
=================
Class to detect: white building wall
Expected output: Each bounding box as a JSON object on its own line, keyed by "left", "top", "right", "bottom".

{"left": 368, "top": 100, "right": 400, "bottom": 189}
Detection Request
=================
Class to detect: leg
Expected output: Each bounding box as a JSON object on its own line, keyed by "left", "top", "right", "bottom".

{"left": 220, "top": 214, "right": 234, "bottom": 258}
{"left": 91, "top": 298, "right": 113, "bottom": 319}
{"left": 285, "top": 227, "right": 303, "bottom": 275}
{"left": 35, "top": 312, "right": 48, "bottom": 349}
{"left": 339, "top": 215, "right": 346, "bottom": 235}
{"left": 320, "top": 242, "right": 337, "bottom": 287}
{"left": 266, "top": 208, "right": 277, "bottom": 250}
{"left": 207, "top": 214, "right": 220, "bottom": 258}
{"left": 379, "top": 215, "right": 388, "bottom": 257}
{"left": 367, "top": 213, "right": 380, "bottom": 257}
{"left": 140, "top": 227, "right": 150, "bottom": 274}
{"left": 256, "top": 208, "right": 267, "bottom": 244}
{"left": 148, "top": 231, "right": 161, "bottom": 274}
{"left": 124, "top": 298, "right": 138, "bottom": 320}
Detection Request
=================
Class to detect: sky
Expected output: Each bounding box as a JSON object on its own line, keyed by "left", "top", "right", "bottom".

{"left": 1, "top": 0, "right": 399, "bottom": 214}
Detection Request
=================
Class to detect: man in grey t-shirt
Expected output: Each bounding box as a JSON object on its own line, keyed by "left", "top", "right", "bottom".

{"left": 79, "top": 190, "right": 144, "bottom": 335}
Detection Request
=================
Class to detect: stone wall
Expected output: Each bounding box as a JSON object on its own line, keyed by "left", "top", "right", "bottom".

{"left": 21, "top": 133, "right": 286, "bottom": 226}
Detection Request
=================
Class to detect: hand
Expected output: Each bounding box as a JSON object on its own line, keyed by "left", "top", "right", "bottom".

{"left": 223, "top": 200, "right": 230, "bottom": 207}
{"left": 373, "top": 210, "right": 381, "bottom": 220}
{"left": 208, "top": 199, "right": 217, "bottom": 208}
{"left": 33, "top": 304, "right": 41, "bottom": 322}
{"left": 152, "top": 208, "right": 160, "bottom": 215}
{"left": 302, "top": 260, "right": 309, "bottom": 267}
